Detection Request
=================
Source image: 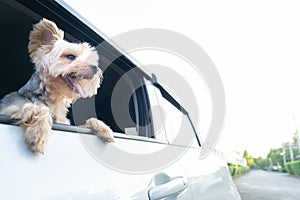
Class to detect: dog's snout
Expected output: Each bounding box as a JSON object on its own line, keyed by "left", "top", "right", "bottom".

{"left": 90, "top": 65, "right": 98, "bottom": 74}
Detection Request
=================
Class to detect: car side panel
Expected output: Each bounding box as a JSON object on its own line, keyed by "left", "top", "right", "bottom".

{"left": 0, "top": 124, "right": 184, "bottom": 200}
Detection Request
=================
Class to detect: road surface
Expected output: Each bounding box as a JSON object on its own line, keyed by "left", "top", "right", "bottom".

{"left": 234, "top": 170, "right": 300, "bottom": 200}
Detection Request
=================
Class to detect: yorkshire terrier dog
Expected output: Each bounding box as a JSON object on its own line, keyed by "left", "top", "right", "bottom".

{"left": 0, "top": 18, "right": 114, "bottom": 154}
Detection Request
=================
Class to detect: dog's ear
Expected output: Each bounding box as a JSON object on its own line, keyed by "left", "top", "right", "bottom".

{"left": 28, "top": 18, "right": 64, "bottom": 59}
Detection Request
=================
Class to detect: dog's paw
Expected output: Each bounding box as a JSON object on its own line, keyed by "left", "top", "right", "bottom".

{"left": 24, "top": 127, "right": 49, "bottom": 155}
{"left": 85, "top": 118, "right": 115, "bottom": 144}
{"left": 96, "top": 125, "right": 115, "bottom": 144}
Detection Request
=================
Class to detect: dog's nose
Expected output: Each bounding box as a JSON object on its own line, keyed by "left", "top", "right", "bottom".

{"left": 90, "top": 65, "right": 98, "bottom": 74}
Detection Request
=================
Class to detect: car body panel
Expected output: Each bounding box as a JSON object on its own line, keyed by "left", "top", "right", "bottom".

{"left": 0, "top": 123, "right": 240, "bottom": 200}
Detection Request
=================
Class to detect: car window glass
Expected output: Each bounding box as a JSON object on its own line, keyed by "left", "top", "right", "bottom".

{"left": 145, "top": 80, "right": 168, "bottom": 141}
{"left": 146, "top": 80, "right": 200, "bottom": 148}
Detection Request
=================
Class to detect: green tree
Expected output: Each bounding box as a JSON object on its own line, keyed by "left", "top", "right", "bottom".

{"left": 243, "top": 150, "right": 248, "bottom": 157}
{"left": 267, "top": 148, "right": 283, "bottom": 168}
{"left": 243, "top": 150, "right": 255, "bottom": 168}
{"left": 282, "top": 142, "right": 299, "bottom": 162}
{"left": 254, "top": 157, "right": 269, "bottom": 170}
{"left": 292, "top": 130, "right": 299, "bottom": 145}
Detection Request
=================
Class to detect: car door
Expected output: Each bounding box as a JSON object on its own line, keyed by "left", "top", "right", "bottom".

{"left": 145, "top": 79, "right": 241, "bottom": 199}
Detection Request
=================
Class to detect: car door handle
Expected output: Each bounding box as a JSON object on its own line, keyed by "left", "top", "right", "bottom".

{"left": 148, "top": 176, "right": 188, "bottom": 200}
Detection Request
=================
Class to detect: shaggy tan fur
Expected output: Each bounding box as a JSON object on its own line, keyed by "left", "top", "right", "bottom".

{"left": 0, "top": 19, "right": 114, "bottom": 154}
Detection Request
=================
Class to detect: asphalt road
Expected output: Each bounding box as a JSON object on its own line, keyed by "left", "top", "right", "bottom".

{"left": 234, "top": 170, "right": 300, "bottom": 200}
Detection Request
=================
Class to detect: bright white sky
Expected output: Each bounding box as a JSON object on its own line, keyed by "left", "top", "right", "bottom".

{"left": 63, "top": 0, "right": 300, "bottom": 158}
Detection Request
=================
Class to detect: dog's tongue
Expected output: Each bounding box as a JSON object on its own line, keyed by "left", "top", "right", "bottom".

{"left": 73, "top": 79, "right": 87, "bottom": 98}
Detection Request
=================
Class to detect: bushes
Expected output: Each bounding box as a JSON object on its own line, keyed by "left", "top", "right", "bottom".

{"left": 278, "top": 167, "right": 287, "bottom": 173}
{"left": 285, "top": 160, "right": 300, "bottom": 176}
{"left": 228, "top": 164, "right": 250, "bottom": 177}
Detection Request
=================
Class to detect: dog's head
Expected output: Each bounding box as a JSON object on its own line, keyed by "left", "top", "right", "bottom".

{"left": 28, "top": 18, "right": 102, "bottom": 99}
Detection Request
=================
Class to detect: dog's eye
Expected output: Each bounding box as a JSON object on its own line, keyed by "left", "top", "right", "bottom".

{"left": 66, "top": 54, "right": 76, "bottom": 61}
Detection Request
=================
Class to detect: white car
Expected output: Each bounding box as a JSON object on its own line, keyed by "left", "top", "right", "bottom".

{"left": 0, "top": 0, "right": 240, "bottom": 199}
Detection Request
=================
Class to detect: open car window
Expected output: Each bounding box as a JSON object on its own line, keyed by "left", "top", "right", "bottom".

{"left": 0, "top": 0, "right": 162, "bottom": 142}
